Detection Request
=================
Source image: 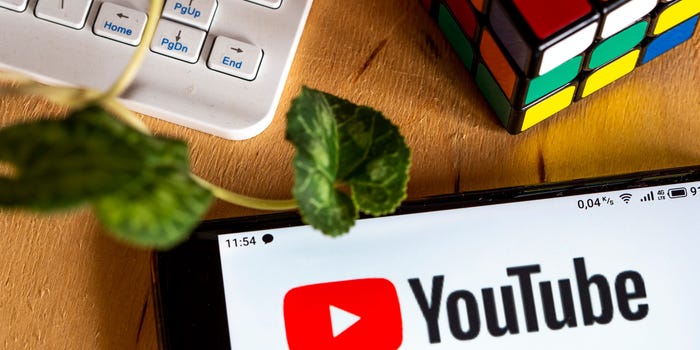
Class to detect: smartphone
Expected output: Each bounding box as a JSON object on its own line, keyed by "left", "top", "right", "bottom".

{"left": 153, "top": 165, "right": 700, "bottom": 349}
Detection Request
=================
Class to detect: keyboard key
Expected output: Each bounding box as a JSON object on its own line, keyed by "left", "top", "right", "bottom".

{"left": 162, "top": 0, "right": 217, "bottom": 31}
{"left": 0, "top": 0, "right": 28, "bottom": 12}
{"left": 0, "top": 0, "right": 313, "bottom": 139}
{"left": 35, "top": 0, "right": 93, "bottom": 29}
{"left": 150, "top": 18, "right": 206, "bottom": 63}
{"left": 246, "top": 0, "right": 282, "bottom": 9}
{"left": 207, "top": 36, "right": 263, "bottom": 80}
{"left": 93, "top": 3, "right": 148, "bottom": 46}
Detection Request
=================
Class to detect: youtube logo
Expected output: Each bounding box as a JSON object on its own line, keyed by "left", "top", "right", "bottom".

{"left": 283, "top": 278, "right": 403, "bottom": 350}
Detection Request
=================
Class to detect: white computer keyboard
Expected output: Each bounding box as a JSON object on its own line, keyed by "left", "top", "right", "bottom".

{"left": 0, "top": 0, "right": 313, "bottom": 140}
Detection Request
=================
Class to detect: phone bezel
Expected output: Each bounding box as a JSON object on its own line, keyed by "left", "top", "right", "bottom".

{"left": 152, "top": 165, "right": 700, "bottom": 349}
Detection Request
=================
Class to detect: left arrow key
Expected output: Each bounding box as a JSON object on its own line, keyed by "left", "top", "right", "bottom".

{"left": 93, "top": 2, "right": 148, "bottom": 46}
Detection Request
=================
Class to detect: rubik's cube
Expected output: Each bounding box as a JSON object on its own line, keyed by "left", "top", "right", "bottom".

{"left": 422, "top": 0, "right": 700, "bottom": 133}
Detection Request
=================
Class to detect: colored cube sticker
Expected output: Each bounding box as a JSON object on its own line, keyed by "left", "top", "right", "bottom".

{"left": 578, "top": 49, "right": 641, "bottom": 99}
{"left": 475, "top": 62, "right": 578, "bottom": 133}
{"left": 586, "top": 19, "right": 648, "bottom": 69}
{"left": 641, "top": 15, "right": 699, "bottom": 64}
{"left": 480, "top": 27, "right": 583, "bottom": 107}
{"left": 649, "top": 0, "right": 700, "bottom": 36}
{"left": 426, "top": 0, "right": 700, "bottom": 133}
{"left": 591, "top": 0, "right": 657, "bottom": 39}
{"left": 489, "top": 0, "right": 599, "bottom": 76}
{"left": 438, "top": 4, "right": 476, "bottom": 70}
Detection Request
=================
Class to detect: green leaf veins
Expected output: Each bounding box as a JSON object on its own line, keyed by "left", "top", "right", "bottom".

{"left": 0, "top": 87, "right": 411, "bottom": 247}
{"left": 0, "top": 106, "right": 213, "bottom": 248}
{"left": 286, "top": 87, "right": 411, "bottom": 236}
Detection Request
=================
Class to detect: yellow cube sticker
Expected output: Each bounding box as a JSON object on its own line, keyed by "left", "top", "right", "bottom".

{"left": 654, "top": 0, "right": 700, "bottom": 35}
{"left": 521, "top": 85, "right": 576, "bottom": 131}
{"left": 580, "top": 50, "right": 640, "bottom": 99}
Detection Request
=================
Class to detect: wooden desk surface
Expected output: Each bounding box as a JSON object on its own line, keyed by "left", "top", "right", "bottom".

{"left": 2, "top": 1, "right": 700, "bottom": 348}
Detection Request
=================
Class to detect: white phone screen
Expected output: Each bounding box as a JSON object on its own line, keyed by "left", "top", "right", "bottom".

{"left": 217, "top": 181, "right": 700, "bottom": 349}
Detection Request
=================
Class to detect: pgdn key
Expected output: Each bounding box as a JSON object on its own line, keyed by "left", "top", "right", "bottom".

{"left": 150, "top": 18, "right": 206, "bottom": 63}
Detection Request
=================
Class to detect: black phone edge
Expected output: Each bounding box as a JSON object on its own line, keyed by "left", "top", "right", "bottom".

{"left": 152, "top": 164, "right": 700, "bottom": 349}
{"left": 189, "top": 165, "right": 700, "bottom": 238}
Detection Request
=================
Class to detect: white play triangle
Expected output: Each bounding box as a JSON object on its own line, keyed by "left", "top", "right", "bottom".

{"left": 329, "top": 305, "right": 361, "bottom": 338}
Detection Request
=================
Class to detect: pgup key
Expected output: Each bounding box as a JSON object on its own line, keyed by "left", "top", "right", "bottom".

{"left": 174, "top": 3, "right": 200, "bottom": 18}
{"left": 162, "top": 0, "right": 217, "bottom": 31}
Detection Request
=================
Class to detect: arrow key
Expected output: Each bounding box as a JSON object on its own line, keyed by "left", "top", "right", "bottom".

{"left": 150, "top": 18, "right": 206, "bottom": 63}
{"left": 93, "top": 3, "right": 147, "bottom": 46}
{"left": 207, "top": 36, "right": 263, "bottom": 81}
{"left": 246, "top": 0, "right": 282, "bottom": 10}
{"left": 0, "top": 0, "right": 29, "bottom": 12}
{"left": 35, "top": 0, "right": 92, "bottom": 29}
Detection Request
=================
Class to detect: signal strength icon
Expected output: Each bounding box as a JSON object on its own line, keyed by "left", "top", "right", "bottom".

{"left": 640, "top": 191, "right": 655, "bottom": 202}
{"left": 619, "top": 193, "right": 632, "bottom": 203}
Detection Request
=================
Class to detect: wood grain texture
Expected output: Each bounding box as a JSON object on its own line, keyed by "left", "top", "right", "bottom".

{"left": 2, "top": 0, "right": 700, "bottom": 348}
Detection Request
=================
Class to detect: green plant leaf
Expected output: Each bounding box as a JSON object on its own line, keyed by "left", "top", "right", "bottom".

{"left": 0, "top": 105, "right": 213, "bottom": 249}
{"left": 0, "top": 106, "right": 151, "bottom": 209}
{"left": 286, "top": 87, "right": 411, "bottom": 236}
{"left": 93, "top": 169, "right": 213, "bottom": 249}
{"left": 329, "top": 94, "right": 412, "bottom": 216}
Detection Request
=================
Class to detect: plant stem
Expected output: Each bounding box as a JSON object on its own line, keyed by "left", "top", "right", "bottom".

{"left": 1, "top": 0, "right": 296, "bottom": 214}
{"left": 191, "top": 174, "right": 298, "bottom": 211}
{"left": 100, "top": 99, "right": 151, "bottom": 135}
{"left": 0, "top": 80, "right": 101, "bottom": 107}
{"left": 103, "top": 0, "right": 163, "bottom": 100}
{"left": 98, "top": 0, "right": 296, "bottom": 211}
{"left": 0, "top": 70, "right": 34, "bottom": 84}
{"left": 0, "top": 161, "right": 16, "bottom": 179}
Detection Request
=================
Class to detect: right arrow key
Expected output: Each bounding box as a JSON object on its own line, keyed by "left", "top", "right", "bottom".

{"left": 208, "top": 36, "right": 263, "bottom": 81}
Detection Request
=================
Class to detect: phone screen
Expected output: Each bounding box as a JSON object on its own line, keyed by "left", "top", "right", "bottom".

{"left": 211, "top": 173, "right": 700, "bottom": 349}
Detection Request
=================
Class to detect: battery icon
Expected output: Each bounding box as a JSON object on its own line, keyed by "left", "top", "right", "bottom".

{"left": 668, "top": 188, "right": 687, "bottom": 198}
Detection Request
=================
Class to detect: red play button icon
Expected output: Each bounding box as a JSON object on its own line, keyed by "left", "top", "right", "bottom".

{"left": 283, "top": 278, "right": 403, "bottom": 350}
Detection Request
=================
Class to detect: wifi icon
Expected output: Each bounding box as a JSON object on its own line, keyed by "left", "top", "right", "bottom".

{"left": 619, "top": 193, "right": 632, "bottom": 203}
